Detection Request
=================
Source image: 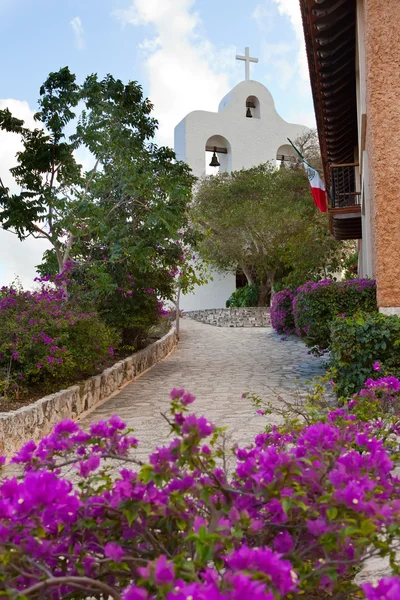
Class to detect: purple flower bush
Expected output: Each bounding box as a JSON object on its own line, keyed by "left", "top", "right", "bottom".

{"left": 293, "top": 278, "right": 377, "bottom": 350}
{"left": 0, "top": 284, "right": 119, "bottom": 399}
{"left": 330, "top": 311, "right": 400, "bottom": 397}
{"left": 270, "top": 290, "right": 295, "bottom": 335}
{"left": 2, "top": 381, "right": 400, "bottom": 598}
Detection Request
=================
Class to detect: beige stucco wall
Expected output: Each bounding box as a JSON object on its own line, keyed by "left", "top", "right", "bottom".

{"left": 364, "top": 0, "right": 400, "bottom": 307}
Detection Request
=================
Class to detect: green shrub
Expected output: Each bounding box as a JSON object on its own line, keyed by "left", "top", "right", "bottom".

{"left": 293, "top": 278, "right": 377, "bottom": 350}
{"left": 0, "top": 285, "right": 120, "bottom": 399}
{"left": 226, "top": 284, "right": 258, "bottom": 308}
{"left": 330, "top": 311, "right": 400, "bottom": 397}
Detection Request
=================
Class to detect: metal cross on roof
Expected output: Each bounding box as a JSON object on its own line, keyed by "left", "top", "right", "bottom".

{"left": 236, "top": 46, "right": 259, "bottom": 81}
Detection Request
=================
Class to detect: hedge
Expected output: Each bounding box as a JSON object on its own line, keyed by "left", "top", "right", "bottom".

{"left": 293, "top": 278, "right": 377, "bottom": 350}
{"left": 330, "top": 311, "right": 400, "bottom": 397}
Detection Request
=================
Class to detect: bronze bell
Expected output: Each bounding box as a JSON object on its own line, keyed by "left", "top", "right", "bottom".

{"left": 246, "top": 107, "right": 252, "bottom": 118}
{"left": 209, "top": 147, "right": 220, "bottom": 167}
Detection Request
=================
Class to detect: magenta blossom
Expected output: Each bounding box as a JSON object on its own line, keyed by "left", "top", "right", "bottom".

{"left": 170, "top": 387, "right": 185, "bottom": 400}
{"left": 181, "top": 392, "right": 195, "bottom": 406}
{"left": 105, "top": 542, "right": 125, "bottom": 562}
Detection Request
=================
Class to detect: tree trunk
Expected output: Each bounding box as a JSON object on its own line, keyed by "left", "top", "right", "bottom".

{"left": 55, "top": 246, "right": 64, "bottom": 274}
{"left": 54, "top": 246, "right": 68, "bottom": 297}
{"left": 257, "top": 271, "right": 275, "bottom": 307}
{"left": 241, "top": 265, "right": 255, "bottom": 286}
{"left": 258, "top": 281, "right": 269, "bottom": 307}
{"left": 175, "top": 282, "right": 181, "bottom": 340}
{"left": 269, "top": 272, "right": 275, "bottom": 307}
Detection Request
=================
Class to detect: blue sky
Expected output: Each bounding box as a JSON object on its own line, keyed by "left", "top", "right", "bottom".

{"left": 0, "top": 0, "right": 315, "bottom": 285}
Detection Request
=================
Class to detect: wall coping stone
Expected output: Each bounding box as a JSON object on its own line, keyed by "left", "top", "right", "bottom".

{"left": 0, "top": 326, "right": 178, "bottom": 456}
{"left": 185, "top": 307, "right": 270, "bottom": 328}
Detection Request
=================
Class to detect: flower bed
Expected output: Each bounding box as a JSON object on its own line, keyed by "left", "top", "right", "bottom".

{"left": 0, "top": 285, "right": 119, "bottom": 403}
{"left": 270, "top": 289, "right": 295, "bottom": 335}
{"left": 293, "top": 278, "right": 377, "bottom": 350}
{"left": 2, "top": 379, "right": 400, "bottom": 597}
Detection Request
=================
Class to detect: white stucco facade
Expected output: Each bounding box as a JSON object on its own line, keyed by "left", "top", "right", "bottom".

{"left": 174, "top": 79, "right": 308, "bottom": 311}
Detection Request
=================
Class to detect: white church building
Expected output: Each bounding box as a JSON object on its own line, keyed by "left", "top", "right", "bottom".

{"left": 174, "top": 48, "right": 308, "bottom": 311}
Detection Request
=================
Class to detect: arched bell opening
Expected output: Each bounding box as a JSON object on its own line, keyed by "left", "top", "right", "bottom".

{"left": 276, "top": 143, "right": 297, "bottom": 169}
{"left": 205, "top": 135, "right": 232, "bottom": 174}
{"left": 246, "top": 95, "right": 260, "bottom": 119}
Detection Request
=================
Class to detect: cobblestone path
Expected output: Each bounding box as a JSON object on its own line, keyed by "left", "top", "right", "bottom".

{"left": 78, "top": 318, "right": 327, "bottom": 461}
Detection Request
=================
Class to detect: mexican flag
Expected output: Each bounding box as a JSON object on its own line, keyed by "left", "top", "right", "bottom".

{"left": 287, "top": 139, "right": 327, "bottom": 213}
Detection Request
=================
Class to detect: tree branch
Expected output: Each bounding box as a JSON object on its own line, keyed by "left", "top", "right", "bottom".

{"left": 84, "top": 159, "right": 99, "bottom": 198}
{"left": 32, "top": 224, "right": 52, "bottom": 243}
{"left": 0, "top": 176, "right": 8, "bottom": 193}
{"left": 21, "top": 576, "right": 121, "bottom": 599}
{"left": 63, "top": 231, "right": 74, "bottom": 264}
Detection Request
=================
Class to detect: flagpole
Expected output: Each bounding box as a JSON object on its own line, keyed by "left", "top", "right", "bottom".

{"left": 287, "top": 138, "right": 313, "bottom": 169}
{"left": 287, "top": 139, "right": 327, "bottom": 213}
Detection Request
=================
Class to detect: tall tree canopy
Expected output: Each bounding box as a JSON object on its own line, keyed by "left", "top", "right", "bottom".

{"left": 191, "top": 162, "right": 347, "bottom": 305}
{"left": 0, "top": 67, "right": 198, "bottom": 341}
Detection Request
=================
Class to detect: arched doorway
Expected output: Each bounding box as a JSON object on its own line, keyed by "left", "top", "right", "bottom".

{"left": 205, "top": 135, "right": 232, "bottom": 175}
{"left": 276, "top": 143, "right": 297, "bottom": 168}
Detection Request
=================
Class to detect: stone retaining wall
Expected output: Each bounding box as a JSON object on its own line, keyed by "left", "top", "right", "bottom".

{"left": 185, "top": 308, "right": 270, "bottom": 328}
{"left": 0, "top": 326, "right": 178, "bottom": 456}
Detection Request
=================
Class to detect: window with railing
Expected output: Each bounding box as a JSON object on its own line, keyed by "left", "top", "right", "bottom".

{"left": 330, "top": 163, "right": 361, "bottom": 209}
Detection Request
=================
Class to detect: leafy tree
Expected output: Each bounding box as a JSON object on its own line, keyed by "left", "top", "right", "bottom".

{"left": 0, "top": 67, "right": 82, "bottom": 274}
{"left": 1, "top": 68, "right": 198, "bottom": 341}
{"left": 192, "top": 163, "right": 346, "bottom": 305}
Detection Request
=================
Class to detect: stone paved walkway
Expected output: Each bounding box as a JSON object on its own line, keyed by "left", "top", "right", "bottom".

{"left": 79, "top": 318, "right": 326, "bottom": 461}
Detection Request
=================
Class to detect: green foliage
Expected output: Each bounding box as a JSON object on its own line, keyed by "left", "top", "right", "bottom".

{"left": 0, "top": 285, "right": 119, "bottom": 400}
{"left": 0, "top": 68, "right": 82, "bottom": 254}
{"left": 192, "top": 163, "right": 346, "bottom": 306}
{"left": 1, "top": 66, "right": 202, "bottom": 343}
{"left": 226, "top": 284, "right": 258, "bottom": 308}
{"left": 330, "top": 311, "right": 400, "bottom": 397}
{"left": 343, "top": 249, "right": 359, "bottom": 280}
{"left": 293, "top": 279, "right": 377, "bottom": 351}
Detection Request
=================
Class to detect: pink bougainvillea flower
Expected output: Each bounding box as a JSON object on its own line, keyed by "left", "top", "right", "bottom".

{"left": 181, "top": 392, "right": 195, "bottom": 406}
{"left": 122, "top": 585, "right": 149, "bottom": 600}
{"left": 78, "top": 454, "right": 100, "bottom": 477}
{"left": 105, "top": 542, "right": 125, "bottom": 562}
{"left": 170, "top": 387, "right": 185, "bottom": 400}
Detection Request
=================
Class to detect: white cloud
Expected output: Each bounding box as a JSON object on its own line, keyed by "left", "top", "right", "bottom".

{"left": 251, "top": 4, "right": 273, "bottom": 29}
{"left": 271, "top": 0, "right": 308, "bottom": 83}
{"left": 113, "top": 0, "right": 235, "bottom": 146}
{"left": 259, "top": 42, "right": 296, "bottom": 90}
{"left": 70, "top": 16, "right": 85, "bottom": 50}
{"left": 252, "top": 1, "right": 310, "bottom": 94}
{"left": 0, "top": 99, "right": 50, "bottom": 288}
